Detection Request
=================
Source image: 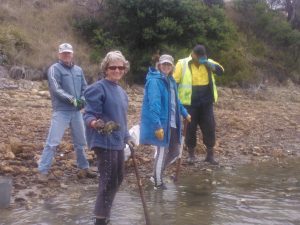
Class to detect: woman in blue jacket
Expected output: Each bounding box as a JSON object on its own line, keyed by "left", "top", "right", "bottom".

{"left": 140, "top": 54, "right": 191, "bottom": 189}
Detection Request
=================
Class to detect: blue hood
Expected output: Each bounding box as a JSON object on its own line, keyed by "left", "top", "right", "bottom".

{"left": 146, "top": 67, "right": 164, "bottom": 81}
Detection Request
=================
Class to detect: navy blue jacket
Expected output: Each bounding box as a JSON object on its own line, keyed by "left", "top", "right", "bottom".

{"left": 140, "top": 67, "right": 188, "bottom": 147}
{"left": 83, "top": 79, "right": 131, "bottom": 150}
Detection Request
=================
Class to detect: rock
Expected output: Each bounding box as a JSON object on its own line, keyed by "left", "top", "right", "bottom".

{"left": 19, "top": 152, "right": 35, "bottom": 160}
{"left": 0, "top": 143, "right": 14, "bottom": 160}
{"left": 14, "top": 182, "right": 27, "bottom": 189}
{"left": 60, "top": 183, "right": 68, "bottom": 189}
{"left": 17, "top": 166, "right": 29, "bottom": 174}
{"left": 52, "top": 170, "right": 64, "bottom": 178}
{"left": 0, "top": 78, "right": 18, "bottom": 89}
{"left": 37, "top": 91, "right": 50, "bottom": 98}
{"left": 9, "top": 66, "right": 25, "bottom": 80}
{"left": 0, "top": 66, "right": 9, "bottom": 78}
{"left": 0, "top": 165, "right": 14, "bottom": 173}
{"left": 24, "top": 69, "right": 43, "bottom": 81}
{"left": 3, "top": 150, "right": 15, "bottom": 160}
{"left": 8, "top": 137, "right": 23, "bottom": 154}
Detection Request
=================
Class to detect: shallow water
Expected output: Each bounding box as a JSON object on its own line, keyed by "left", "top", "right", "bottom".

{"left": 1, "top": 159, "right": 300, "bottom": 225}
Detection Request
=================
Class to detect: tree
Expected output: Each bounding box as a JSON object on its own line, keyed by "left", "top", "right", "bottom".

{"left": 267, "top": 0, "right": 300, "bottom": 29}
{"left": 203, "top": 0, "right": 224, "bottom": 7}
{"left": 92, "top": 0, "right": 235, "bottom": 83}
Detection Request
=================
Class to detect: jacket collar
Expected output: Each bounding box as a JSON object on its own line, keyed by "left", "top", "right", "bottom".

{"left": 59, "top": 60, "right": 74, "bottom": 68}
{"left": 186, "top": 55, "right": 193, "bottom": 62}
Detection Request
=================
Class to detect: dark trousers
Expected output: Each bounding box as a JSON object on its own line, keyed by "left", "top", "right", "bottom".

{"left": 93, "top": 148, "right": 124, "bottom": 219}
{"left": 154, "top": 128, "right": 179, "bottom": 185}
{"left": 184, "top": 103, "right": 215, "bottom": 149}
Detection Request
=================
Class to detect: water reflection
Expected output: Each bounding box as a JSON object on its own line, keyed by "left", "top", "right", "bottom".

{"left": 1, "top": 159, "right": 300, "bottom": 225}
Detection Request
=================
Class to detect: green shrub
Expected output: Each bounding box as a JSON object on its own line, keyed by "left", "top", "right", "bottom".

{"left": 234, "top": 0, "right": 300, "bottom": 83}
{"left": 0, "top": 25, "right": 31, "bottom": 64}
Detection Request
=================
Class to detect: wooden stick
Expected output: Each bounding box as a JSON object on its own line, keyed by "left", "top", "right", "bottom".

{"left": 129, "top": 146, "right": 151, "bottom": 225}
{"left": 174, "top": 119, "right": 188, "bottom": 182}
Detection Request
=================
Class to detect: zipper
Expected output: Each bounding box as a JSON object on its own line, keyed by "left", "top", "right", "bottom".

{"left": 70, "top": 68, "right": 78, "bottom": 99}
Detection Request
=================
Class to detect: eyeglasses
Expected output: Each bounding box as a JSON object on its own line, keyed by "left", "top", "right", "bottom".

{"left": 107, "top": 66, "right": 125, "bottom": 71}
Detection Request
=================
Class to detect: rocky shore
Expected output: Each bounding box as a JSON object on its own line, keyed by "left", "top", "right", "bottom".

{"left": 0, "top": 78, "right": 299, "bottom": 209}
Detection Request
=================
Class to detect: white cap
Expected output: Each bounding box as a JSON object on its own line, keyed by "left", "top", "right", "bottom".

{"left": 159, "top": 54, "right": 174, "bottom": 66}
{"left": 58, "top": 43, "right": 73, "bottom": 53}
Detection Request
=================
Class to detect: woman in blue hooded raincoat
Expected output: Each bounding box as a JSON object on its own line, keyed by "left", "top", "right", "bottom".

{"left": 140, "top": 54, "right": 191, "bottom": 189}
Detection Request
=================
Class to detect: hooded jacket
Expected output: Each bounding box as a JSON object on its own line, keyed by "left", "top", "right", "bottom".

{"left": 140, "top": 67, "right": 188, "bottom": 147}
{"left": 47, "top": 61, "right": 87, "bottom": 111}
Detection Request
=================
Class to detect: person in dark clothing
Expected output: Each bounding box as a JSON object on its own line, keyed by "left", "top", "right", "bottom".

{"left": 140, "top": 54, "right": 191, "bottom": 189}
{"left": 83, "top": 51, "right": 135, "bottom": 225}
{"left": 173, "top": 44, "right": 224, "bottom": 165}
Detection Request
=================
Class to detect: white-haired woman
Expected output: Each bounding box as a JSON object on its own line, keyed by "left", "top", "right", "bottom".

{"left": 83, "top": 51, "right": 135, "bottom": 225}
{"left": 140, "top": 54, "right": 191, "bottom": 190}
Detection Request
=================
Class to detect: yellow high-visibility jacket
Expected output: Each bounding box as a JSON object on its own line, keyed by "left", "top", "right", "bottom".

{"left": 173, "top": 55, "right": 224, "bottom": 105}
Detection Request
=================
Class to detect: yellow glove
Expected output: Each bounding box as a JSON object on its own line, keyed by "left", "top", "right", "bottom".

{"left": 186, "top": 114, "right": 191, "bottom": 123}
{"left": 155, "top": 128, "right": 164, "bottom": 140}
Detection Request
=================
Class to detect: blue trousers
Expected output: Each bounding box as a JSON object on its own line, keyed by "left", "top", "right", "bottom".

{"left": 38, "top": 110, "right": 89, "bottom": 174}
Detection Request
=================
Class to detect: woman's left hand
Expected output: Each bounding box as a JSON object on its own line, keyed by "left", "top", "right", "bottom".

{"left": 127, "top": 139, "right": 136, "bottom": 148}
{"left": 186, "top": 114, "right": 191, "bottom": 123}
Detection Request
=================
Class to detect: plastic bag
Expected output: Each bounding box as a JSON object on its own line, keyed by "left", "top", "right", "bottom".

{"left": 124, "top": 124, "right": 140, "bottom": 161}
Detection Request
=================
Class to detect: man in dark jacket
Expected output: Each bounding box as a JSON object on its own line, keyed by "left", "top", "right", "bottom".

{"left": 38, "top": 43, "right": 95, "bottom": 181}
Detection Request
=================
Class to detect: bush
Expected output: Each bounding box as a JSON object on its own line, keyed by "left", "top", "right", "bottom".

{"left": 234, "top": 0, "right": 300, "bottom": 83}
{"left": 0, "top": 25, "right": 31, "bottom": 65}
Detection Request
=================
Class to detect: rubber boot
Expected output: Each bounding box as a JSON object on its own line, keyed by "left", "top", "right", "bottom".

{"left": 187, "top": 148, "right": 196, "bottom": 165}
{"left": 204, "top": 147, "right": 219, "bottom": 165}
{"left": 94, "top": 218, "right": 110, "bottom": 225}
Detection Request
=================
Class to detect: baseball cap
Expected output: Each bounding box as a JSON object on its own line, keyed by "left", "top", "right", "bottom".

{"left": 159, "top": 54, "right": 174, "bottom": 66}
{"left": 193, "top": 44, "right": 206, "bottom": 56}
{"left": 58, "top": 43, "right": 73, "bottom": 53}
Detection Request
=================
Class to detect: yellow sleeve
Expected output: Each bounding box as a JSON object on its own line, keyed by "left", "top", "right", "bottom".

{"left": 173, "top": 61, "right": 183, "bottom": 83}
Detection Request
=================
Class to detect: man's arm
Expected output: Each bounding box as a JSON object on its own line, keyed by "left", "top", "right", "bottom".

{"left": 207, "top": 59, "right": 224, "bottom": 76}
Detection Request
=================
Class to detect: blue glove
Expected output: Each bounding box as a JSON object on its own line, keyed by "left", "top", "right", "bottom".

{"left": 199, "top": 57, "right": 215, "bottom": 70}
{"left": 206, "top": 61, "right": 216, "bottom": 70}
{"left": 198, "top": 56, "right": 208, "bottom": 64}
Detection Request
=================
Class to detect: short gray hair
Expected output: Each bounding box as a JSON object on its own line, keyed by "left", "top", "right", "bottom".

{"left": 100, "top": 50, "right": 130, "bottom": 74}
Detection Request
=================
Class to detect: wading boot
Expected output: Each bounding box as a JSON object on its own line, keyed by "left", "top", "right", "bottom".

{"left": 204, "top": 147, "right": 219, "bottom": 165}
{"left": 187, "top": 148, "right": 196, "bottom": 165}
{"left": 94, "top": 218, "right": 110, "bottom": 225}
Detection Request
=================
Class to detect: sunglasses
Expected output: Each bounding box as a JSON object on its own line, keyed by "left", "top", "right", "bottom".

{"left": 107, "top": 66, "right": 125, "bottom": 71}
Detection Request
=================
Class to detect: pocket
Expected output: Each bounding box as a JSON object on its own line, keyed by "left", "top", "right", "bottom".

{"left": 112, "top": 130, "right": 122, "bottom": 142}
{"left": 106, "top": 130, "right": 123, "bottom": 145}
{"left": 74, "top": 74, "right": 82, "bottom": 79}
